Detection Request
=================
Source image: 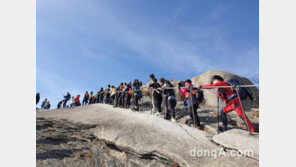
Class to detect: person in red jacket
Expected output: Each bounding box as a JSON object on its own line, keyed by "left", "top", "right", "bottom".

{"left": 197, "top": 75, "right": 255, "bottom": 132}
{"left": 75, "top": 95, "right": 81, "bottom": 106}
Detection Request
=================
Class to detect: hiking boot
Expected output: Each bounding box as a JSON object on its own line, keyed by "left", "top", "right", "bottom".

{"left": 222, "top": 126, "right": 228, "bottom": 132}
{"left": 195, "top": 125, "right": 201, "bottom": 130}
{"left": 155, "top": 112, "right": 162, "bottom": 116}
{"left": 171, "top": 118, "right": 176, "bottom": 122}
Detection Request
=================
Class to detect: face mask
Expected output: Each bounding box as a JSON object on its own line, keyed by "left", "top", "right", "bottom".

{"left": 213, "top": 80, "right": 218, "bottom": 84}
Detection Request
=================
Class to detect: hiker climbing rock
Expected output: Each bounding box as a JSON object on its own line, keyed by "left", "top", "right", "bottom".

{"left": 98, "top": 88, "right": 104, "bottom": 103}
{"left": 70, "top": 96, "right": 75, "bottom": 107}
{"left": 132, "top": 79, "right": 142, "bottom": 111}
{"left": 149, "top": 78, "right": 162, "bottom": 115}
{"left": 82, "top": 91, "right": 89, "bottom": 106}
{"left": 198, "top": 75, "right": 255, "bottom": 132}
{"left": 75, "top": 94, "right": 81, "bottom": 106}
{"left": 178, "top": 79, "right": 202, "bottom": 129}
{"left": 147, "top": 74, "right": 156, "bottom": 111}
{"left": 104, "top": 85, "right": 111, "bottom": 104}
{"left": 162, "top": 80, "right": 177, "bottom": 122}
{"left": 89, "top": 91, "right": 94, "bottom": 104}
{"left": 41, "top": 98, "right": 51, "bottom": 109}
{"left": 124, "top": 84, "right": 133, "bottom": 108}
{"left": 63, "top": 92, "right": 71, "bottom": 108}
{"left": 110, "top": 86, "right": 116, "bottom": 105}
{"left": 94, "top": 91, "right": 100, "bottom": 103}
{"left": 115, "top": 83, "right": 123, "bottom": 107}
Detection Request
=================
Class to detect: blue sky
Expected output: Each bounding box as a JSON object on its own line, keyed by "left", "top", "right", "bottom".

{"left": 37, "top": 0, "right": 259, "bottom": 108}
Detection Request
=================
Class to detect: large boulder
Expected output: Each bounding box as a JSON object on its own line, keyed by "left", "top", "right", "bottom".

{"left": 191, "top": 71, "right": 259, "bottom": 111}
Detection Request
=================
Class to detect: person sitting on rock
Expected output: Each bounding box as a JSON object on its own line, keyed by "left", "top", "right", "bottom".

{"left": 63, "top": 92, "right": 71, "bottom": 108}
{"left": 82, "top": 91, "right": 89, "bottom": 106}
{"left": 197, "top": 75, "right": 255, "bottom": 132}
{"left": 178, "top": 79, "right": 201, "bottom": 129}
{"left": 75, "top": 94, "right": 81, "bottom": 106}
{"left": 41, "top": 98, "right": 50, "bottom": 109}
{"left": 162, "top": 80, "right": 177, "bottom": 122}
{"left": 149, "top": 78, "right": 162, "bottom": 115}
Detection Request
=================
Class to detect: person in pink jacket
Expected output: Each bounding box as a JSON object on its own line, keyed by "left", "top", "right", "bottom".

{"left": 178, "top": 79, "right": 201, "bottom": 129}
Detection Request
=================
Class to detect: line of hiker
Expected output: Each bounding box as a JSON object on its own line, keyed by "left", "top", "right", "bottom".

{"left": 37, "top": 74, "right": 256, "bottom": 133}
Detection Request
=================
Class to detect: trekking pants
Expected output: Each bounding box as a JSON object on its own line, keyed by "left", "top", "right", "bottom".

{"left": 220, "top": 98, "right": 255, "bottom": 132}
{"left": 105, "top": 94, "right": 110, "bottom": 104}
{"left": 63, "top": 100, "right": 68, "bottom": 108}
{"left": 125, "top": 94, "right": 131, "bottom": 108}
{"left": 99, "top": 95, "right": 104, "bottom": 103}
{"left": 187, "top": 103, "right": 201, "bottom": 127}
{"left": 153, "top": 93, "right": 162, "bottom": 113}
{"left": 116, "top": 93, "right": 122, "bottom": 106}
{"left": 82, "top": 99, "right": 88, "bottom": 106}
{"left": 164, "top": 96, "right": 176, "bottom": 120}
{"left": 134, "top": 95, "right": 141, "bottom": 109}
{"left": 110, "top": 95, "right": 115, "bottom": 105}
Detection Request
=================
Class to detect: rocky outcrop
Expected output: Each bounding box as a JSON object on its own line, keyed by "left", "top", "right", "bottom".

{"left": 213, "top": 129, "right": 259, "bottom": 160}
{"left": 37, "top": 104, "right": 259, "bottom": 167}
{"left": 191, "top": 70, "right": 259, "bottom": 111}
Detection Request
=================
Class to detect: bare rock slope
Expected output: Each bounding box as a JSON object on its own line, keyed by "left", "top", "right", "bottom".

{"left": 37, "top": 104, "right": 258, "bottom": 167}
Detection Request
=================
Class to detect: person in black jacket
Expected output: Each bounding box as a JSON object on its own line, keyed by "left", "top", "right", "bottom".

{"left": 82, "top": 91, "right": 89, "bottom": 106}
{"left": 162, "top": 80, "right": 177, "bottom": 121}
{"left": 149, "top": 78, "right": 162, "bottom": 115}
{"left": 115, "top": 83, "right": 123, "bottom": 107}
{"left": 99, "top": 88, "right": 104, "bottom": 103}
{"left": 63, "top": 92, "right": 71, "bottom": 108}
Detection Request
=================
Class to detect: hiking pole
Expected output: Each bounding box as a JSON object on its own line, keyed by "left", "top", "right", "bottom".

{"left": 189, "top": 87, "right": 197, "bottom": 128}
{"left": 234, "top": 86, "right": 252, "bottom": 135}
{"left": 150, "top": 88, "right": 153, "bottom": 114}
{"left": 217, "top": 91, "right": 221, "bottom": 133}
{"left": 162, "top": 91, "right": 167, "bottom": 119}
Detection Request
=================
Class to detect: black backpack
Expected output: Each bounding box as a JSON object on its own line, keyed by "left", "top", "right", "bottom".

{"left": 227, "top": 79, "right": 254, "bottom": 101}
{"left": 184, "top": 88, "right": 204, "bottom": 106}
{"left": 196, "top": 89, "right": 204, "bottom": 103}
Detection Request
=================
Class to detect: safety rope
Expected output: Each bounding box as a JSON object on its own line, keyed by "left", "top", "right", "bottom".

{"left": 94, "top": 84, "right": 259, "bottom": 94}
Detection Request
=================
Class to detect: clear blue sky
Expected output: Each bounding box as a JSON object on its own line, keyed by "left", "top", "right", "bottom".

{"left": 37, "top": 0, "right": 259, "bottom": 108}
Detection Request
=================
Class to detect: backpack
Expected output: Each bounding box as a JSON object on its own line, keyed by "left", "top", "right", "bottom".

{"left": 196, "top": 89, "right": 204, "bottom": 103}
{"left": 184, "top": 87, "right": 203, "bottom": 106}
{"left": 227, "top": 79, "right": 254, "bottom": 101}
